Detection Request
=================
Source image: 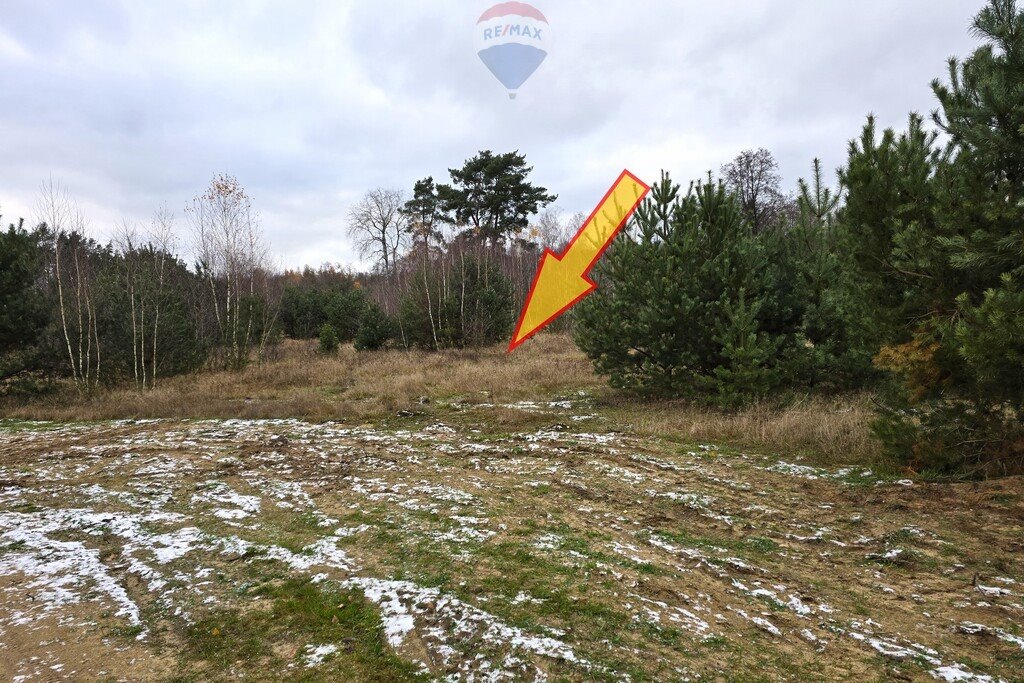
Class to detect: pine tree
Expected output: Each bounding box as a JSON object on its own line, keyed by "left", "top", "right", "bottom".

{"left": 786, "top": 160, "right": 877, "bottom": 388}
{"left": 575, "top": 172, "right": 796, "bottom": 405}
{"left": 852, "top": 0, "right": 1024, "bottom": 475}
{"left": 838, "top": 114, "right": 964, "bottom": 344}
{"left": 438, "top": 151, "right": 556, "bottom": 245}
{"left": 711, "top": 289, "right": 783, "bottom": 407}
{"left": 932, "top": 0, "right": 1024, "bottom": 293}
{"left": 401, "top": 177, "right": 448, "bottom": 249}
{"left": 354, "top": 304, "right": 394, "bottom": 351}
{"left": 318, "top": 323, "right": 339, "bottom": 355}
{"left": 0, "top": 221, "right": 46, "bottom": 354}
{"left": 936, "top": 0, "right": 1024, "bottom": 472}
{"left": 0, "top": 220, "right": 49, "bottom": 380}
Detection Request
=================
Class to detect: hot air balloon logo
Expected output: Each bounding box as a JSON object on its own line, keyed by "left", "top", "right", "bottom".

{"left": 474, "top": 2, "right": 550, "bottom": 99}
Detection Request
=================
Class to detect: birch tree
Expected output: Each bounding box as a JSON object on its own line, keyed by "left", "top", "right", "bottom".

{"left": 187, "top": 174, "right": 272, "bottom": 370}
{"left": 35, "top": 180, "right": 101, "bottom": 391}
{"left": 113, "top": 205, "right": 177, "bottom": 390}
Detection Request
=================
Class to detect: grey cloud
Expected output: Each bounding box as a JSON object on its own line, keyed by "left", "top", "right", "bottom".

{"left": 0, "top": 0, "right": 981, "bottom": 268}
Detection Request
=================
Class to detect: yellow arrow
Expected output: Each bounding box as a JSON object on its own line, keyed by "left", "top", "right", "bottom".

{"left": 508, "top": 170, "right": 650, "bottom": 351}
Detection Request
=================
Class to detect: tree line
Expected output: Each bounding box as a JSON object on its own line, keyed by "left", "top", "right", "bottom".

{"left": 577, "top": 0, "right": 1024, "bottom": 476}
{"left": 0, "top": 151, "right": 568, "bottom": 391}
{"left": 1, "top": 174, "right": 282, "bottom": 392}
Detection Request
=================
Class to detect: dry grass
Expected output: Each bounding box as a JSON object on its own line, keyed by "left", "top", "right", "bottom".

{"left": 608, "top": 395, "right": 881, "bottom": 466}
{"left": 2, "top": 333, "right": 881, "bottom": 466}
{"left": 2, "top": 334, "right": 601, "bottom": 422}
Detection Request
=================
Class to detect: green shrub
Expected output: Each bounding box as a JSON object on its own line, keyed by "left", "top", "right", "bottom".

{"left": 318, "top": 323, "right": 339, "bottom": 355}
{"left": 354, "top": 304, "right": 394, "bottom": 351}
{"left": 399, "top": 256, "right": 513, "bottom": 350}
{"left": 281, "top": 284, "right": 365, "bottom": 341}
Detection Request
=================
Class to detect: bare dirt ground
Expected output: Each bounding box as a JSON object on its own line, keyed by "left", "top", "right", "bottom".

{"left": 1, "top": 398, "right": 1022, "bottom": 681}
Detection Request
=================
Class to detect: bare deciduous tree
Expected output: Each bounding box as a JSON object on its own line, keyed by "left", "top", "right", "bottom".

{"left": 114, "top": 205, "right": 178, "bottom": 390}
{"left": 35, "top": 180, "right": 101, "bottom": 392}
{"left": 533, "top": 207, "right": 586, "bottom": 251}
{"left": 721, "top": 148, "right": 791, "bottom": 234}
{"left": 113, "top": 219, "right": 144, "bottom": 389}
{"left": 347, "top": 188, "right": 408, "bottom": 275}
{"left": 149, "top": 205, "right": 176, "bottom": 385}
{"left": 187, "top": 173, "right": 275, "bottom": 370}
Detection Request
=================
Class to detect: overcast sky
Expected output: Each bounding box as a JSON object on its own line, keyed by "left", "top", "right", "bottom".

{"left": 0, "top": 0, "right": 980, "bottom": 268}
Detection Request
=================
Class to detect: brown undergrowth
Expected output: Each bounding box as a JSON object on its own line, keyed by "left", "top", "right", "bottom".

{"left": 2, "top": 333, "right": 880, "bottom": 468}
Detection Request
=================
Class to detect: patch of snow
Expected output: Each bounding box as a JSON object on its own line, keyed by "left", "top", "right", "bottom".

{"left": 730, "top": 608, "right": 781, "bottom": 636}
{"left": 959, "top": 622, "right": 1024, "bottom": 651}
{"left": 0, "top": 509, "right": 160, "bottom": 636}
{"left": 303, "top": 643, "right": 338, "bottom": 668}
{"left": 930, "top": 664, "right": 997, "bottom": 682}
{"left": 191, "top": 481, "right": 260, "bottom": 518}
{"left": 533, "top": 533, "right": 562, "bottom": 551}
{"left": 345, "top": 576, "right": 591, "bottom": 679}
{"left": 511, "top": 591, "right": 545, "bottom": 605}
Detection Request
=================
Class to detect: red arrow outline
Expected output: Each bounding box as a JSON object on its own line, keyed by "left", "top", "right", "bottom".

{"left": 507, "top": 169, "right": 651, "bottom": 352}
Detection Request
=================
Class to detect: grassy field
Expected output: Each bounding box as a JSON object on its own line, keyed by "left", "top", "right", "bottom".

{"left": 1, "top": 335, "right": 1021, "bottom": 681}
{"left": 3, "top": 334, "right": 879, "bottom": 469}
